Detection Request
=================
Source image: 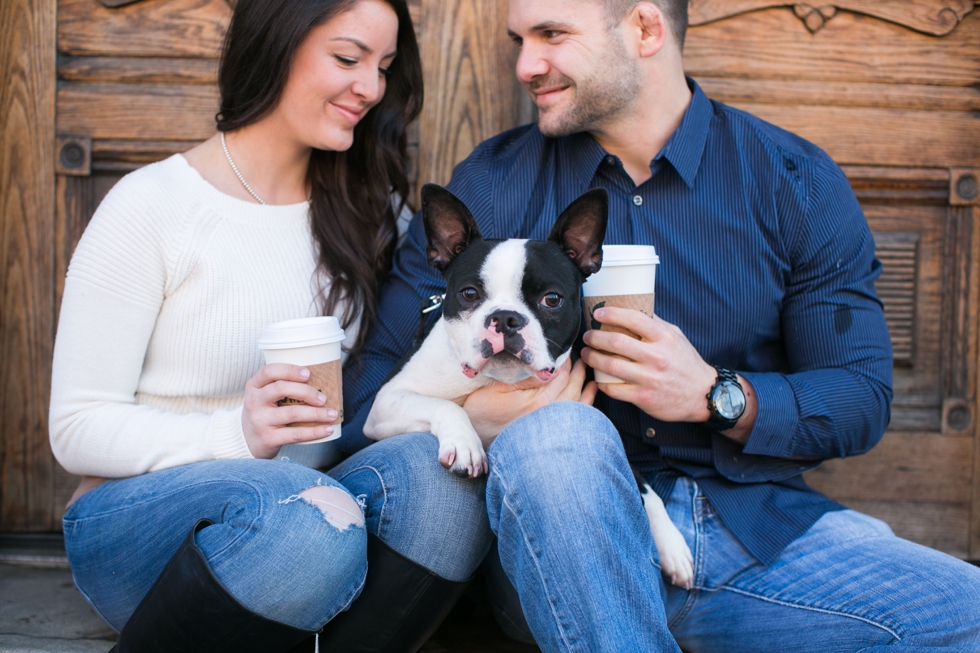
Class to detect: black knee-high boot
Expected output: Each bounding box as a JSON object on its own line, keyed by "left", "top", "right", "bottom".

{"left": 110, "top": 522, "right": 317, "bottom": 653}
{"left": 285, "top": 533, "right": 470, "bottom": 653}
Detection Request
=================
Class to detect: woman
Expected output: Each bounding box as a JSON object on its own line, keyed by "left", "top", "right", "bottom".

{"left": 49, "top": 0, "right": 493, "bottom": 650}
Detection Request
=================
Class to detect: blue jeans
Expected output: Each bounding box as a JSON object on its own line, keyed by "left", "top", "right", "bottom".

{"left": 486, "top": 402, "right": 980, "bottom": 652}
{"left": 64, "top": 432, "right": 493, "bottom": 631}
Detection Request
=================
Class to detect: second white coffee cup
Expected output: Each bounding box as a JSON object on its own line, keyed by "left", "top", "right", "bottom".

{"left": 257, "top": 316, "right": 346, "bottom": 445}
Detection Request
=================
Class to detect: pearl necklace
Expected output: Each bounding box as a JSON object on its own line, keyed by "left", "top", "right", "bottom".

{"left": 220, "top": 132, "right": 266, "bottom": 205}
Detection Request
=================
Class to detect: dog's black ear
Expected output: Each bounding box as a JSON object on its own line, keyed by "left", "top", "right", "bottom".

{"left": 421, "top": 184, "right": 483, "bottom": 271}
{"left": 547, "top": 188, "right": 608, "bottom": 277}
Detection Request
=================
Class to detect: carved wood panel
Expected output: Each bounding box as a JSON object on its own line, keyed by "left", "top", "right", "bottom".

{"left": 690, "top": 0, "right": 975, "bottom": 36}
{"left": 874, "top": 232, "right": 919, "bottom": 366}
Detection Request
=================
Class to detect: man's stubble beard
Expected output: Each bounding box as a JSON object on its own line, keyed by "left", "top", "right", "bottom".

{"left": 533, "top": 34, "right": 641, "bottom": 138}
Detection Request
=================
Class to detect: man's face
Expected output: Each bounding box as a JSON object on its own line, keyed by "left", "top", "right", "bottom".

{"left": 508, "top": 0, "right": 641, "bottom": 137}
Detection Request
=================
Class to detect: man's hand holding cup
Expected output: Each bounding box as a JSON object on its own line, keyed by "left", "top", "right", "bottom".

{"left": 581, "top": 306, "right": 716, "bottom": 423}
{"left": 580, "top": 244, "right": 756, "bottom": 439}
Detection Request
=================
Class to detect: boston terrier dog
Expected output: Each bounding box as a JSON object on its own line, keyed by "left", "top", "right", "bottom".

{"left": 364, "top": 183, "right": 694, "bottom": 588}
{"left": 365, "top": 183, "right": 607, "bottom": 478}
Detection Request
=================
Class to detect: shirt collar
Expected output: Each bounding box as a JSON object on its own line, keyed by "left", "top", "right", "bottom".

{"left": 657, "top": 78, "right": 713, "bottom": 189}
{"left": 561, "top": 131, "right": 612, "bottom": 193}
{"left": 558, "top": 77, "right": 713, "bottom": 190}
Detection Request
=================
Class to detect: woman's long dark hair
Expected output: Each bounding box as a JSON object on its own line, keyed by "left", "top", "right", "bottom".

{"left": 216, "top": 0, "right": 423, "bottom": 355}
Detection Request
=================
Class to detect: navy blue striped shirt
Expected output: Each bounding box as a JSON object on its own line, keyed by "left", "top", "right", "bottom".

{"left": 342, "top": 79, "right": 893, "bottom": 564}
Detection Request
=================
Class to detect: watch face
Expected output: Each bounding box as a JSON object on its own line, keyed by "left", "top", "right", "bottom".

{"left": 713, "top": 382, "right": 746, "bottom": 420}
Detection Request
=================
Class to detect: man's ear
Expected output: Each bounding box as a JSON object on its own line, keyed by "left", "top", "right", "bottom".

{"left": 633, "top": 2, "right": 669, "bottom": 58}
{"left": 547, "top": 188, "right": 608, "bottom": 277}
{"left": 421, "top": 184, "right": 483, "bottom": 271}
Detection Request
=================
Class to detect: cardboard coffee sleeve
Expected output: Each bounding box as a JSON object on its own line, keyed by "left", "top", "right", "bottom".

{"left": 277, "top": 358, "right": 343, "bottom": 428}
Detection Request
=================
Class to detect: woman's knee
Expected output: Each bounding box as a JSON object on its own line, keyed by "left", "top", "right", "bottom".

{"left": 199, "top": 469, "right": 368, "bottom": 629}
{"left": 331, "top": 433, "right": 493, "bottom": 581}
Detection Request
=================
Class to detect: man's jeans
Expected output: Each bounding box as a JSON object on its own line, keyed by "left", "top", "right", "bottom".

{"left": 64, "top": 433, "right": 493, "bottom": 631}
{"left": 486, "top": 402, "right": 980, "bottom": 652}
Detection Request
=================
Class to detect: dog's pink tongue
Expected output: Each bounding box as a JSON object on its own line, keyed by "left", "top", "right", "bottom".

{"left": 536, "top": 367, "right": 555, "bottom": 381}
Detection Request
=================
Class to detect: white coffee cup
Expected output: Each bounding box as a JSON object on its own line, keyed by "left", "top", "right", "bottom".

{"left": 582, "top": 245, "right": 659, "bottom": 384}
{"left": 257, "top": 316, "right": 346, "bottom": 445}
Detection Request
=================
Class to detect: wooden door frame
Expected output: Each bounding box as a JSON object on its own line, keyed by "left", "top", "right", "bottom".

{"left": 0, "top": 0, "right": 58, "bottom": 531}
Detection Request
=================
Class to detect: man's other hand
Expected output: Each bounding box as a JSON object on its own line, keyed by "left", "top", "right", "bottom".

{"left": 463, "top": 358, "right": 597, "bottom": 446}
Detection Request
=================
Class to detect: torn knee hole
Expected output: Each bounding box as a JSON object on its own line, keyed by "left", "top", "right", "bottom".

{"left": 298, "top": 486, "right": 364, "bottom": 530}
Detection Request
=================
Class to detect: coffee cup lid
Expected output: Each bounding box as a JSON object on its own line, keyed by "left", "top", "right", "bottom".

{"left": 601, "top": 244, "right": 659, "bottom": 266}
{"left": 257, "top": 316, "right": 346, "bottom": 350}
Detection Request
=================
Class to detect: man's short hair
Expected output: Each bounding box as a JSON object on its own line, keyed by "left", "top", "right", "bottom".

{"left": 601, "top": 0, "right": 689, "bottom": 51}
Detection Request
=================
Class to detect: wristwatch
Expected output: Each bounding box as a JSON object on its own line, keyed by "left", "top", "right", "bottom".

{"left": 705, "top": 366, "right": 746, "bottom": 430}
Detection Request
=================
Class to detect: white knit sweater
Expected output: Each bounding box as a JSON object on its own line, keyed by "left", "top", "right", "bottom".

{"left": 49, "top": 154, "right": 367, "bottom": 477}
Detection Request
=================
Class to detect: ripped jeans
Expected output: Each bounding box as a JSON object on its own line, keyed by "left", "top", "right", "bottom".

{"left": 63, "top": 433, "right": 493, "bottom": 632}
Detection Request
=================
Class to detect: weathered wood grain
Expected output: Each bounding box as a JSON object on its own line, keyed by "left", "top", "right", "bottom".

{"left": 416, "top": 0, "right": 531, "bottom": 191}
{"left": 842, "top": 500, "right": 970, "bottom": 559}
{"left": 686, "top": 9, "right": 980, "bottom": 87}
{"left": 91, "top": 139, "right": 201, "bottom": 172}
{"left": 54, "top": 175, "right": 92, "bottom": 326}
{"left": 58, "top": 0, "right": 229, "bottom": 57}
{"left": 805, "top": 432, "right": 972, "bottom": 504}
{"left": 867, "top": 206, "right": 945, "bottom": 412}
{"left": 59, "top": 56, "right": 218, "bottom": 85}
{"left": 57, "top": 82, "right": 218, "bottom": 141}
{"left": 690, "top": 0, "right": 976, "bottom": 36}
{"left": 843, "top": 166, "right": 950, "bottom": 206}
{"left": 940, "top": 206, "right": 980, "bottom": 428}
{"left": 1, "top": 0, "right": 57, "bottom": 531}
{"left": 728, "top": 103, "right": 980, "bottom": 168}
{"left": 699, "top": 76, "right": 980, "bottom": 112}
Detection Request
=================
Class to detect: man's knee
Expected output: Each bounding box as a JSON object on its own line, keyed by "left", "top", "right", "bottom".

{"left": 490, "top": 401, "right": 621, "bottom": 467}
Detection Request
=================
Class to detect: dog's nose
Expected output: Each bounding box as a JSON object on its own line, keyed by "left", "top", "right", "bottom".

{"left": 486, "top": 310, "right": 528, "bottom": 336}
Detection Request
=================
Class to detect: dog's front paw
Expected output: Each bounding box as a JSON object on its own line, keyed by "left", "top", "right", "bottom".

{"left": 437, "top": 435, "right": 488, "bottom": 479}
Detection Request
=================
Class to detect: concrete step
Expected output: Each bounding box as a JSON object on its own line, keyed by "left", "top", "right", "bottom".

{"left": 0, "top": 564, "right": 116, "bottom": 653}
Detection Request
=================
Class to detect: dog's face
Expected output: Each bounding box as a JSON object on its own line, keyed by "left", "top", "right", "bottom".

{"left": 422, "top": 184, "right": 608, "bottom": 384}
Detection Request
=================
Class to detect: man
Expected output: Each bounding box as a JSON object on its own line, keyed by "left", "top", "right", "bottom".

{"left": 344, "top": 0, "right": 980, "bottom": 650}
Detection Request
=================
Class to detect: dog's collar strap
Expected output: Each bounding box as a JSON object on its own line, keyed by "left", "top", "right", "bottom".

{"left": 414, "top": 294, "right": 445, "bottom": 348}
{"left": 421, "top": 294, "right": 444, "bottom": 314}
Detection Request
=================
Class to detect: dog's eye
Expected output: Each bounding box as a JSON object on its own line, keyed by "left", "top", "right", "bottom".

{"left": 540, "top": 293, "right": 562, "bottom": 308}
{"left": 460, "top": 287, "right": 480, "bottom": 302}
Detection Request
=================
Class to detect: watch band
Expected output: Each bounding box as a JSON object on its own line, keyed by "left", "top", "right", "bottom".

{"left": 705, "top": 366, "right": 744, "bottom": 431}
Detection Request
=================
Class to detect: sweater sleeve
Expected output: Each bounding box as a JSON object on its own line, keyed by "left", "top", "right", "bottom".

{"left": 49, "top": 169, "right": 253, "bottom": 478}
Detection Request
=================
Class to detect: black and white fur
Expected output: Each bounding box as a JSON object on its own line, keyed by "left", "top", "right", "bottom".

{"left": 365, "top": 183, "right": 694, "bottom": 588}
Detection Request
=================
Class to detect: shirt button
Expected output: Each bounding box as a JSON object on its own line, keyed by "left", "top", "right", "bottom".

{"left": 605, "top": 155, "right": 616, "bottom": 165}
{"left": 633, "top": 195, "right": 643, "bottom": 206}
{"left": 645, "top": 427, "right": 656, "bottom": 438}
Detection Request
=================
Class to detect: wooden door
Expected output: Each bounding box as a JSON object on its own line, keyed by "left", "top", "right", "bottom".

{"left": 3, "top": 0, "right": 979, "bottom": 564}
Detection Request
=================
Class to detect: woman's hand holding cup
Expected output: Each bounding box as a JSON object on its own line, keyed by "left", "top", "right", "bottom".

{"left": 242, "top": 363, "right": 339, "bottom": 459}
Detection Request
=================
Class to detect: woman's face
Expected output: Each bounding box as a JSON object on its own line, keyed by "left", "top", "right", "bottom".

{"left": 276, "top": 0, "right": 399, "bottom": 152}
